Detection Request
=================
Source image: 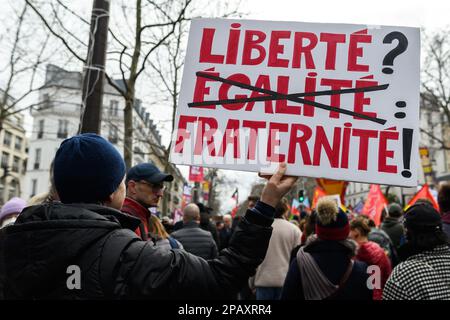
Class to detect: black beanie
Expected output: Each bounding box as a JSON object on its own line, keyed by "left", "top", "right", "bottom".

{"left": 54, "top": 133, "right": 126, "bottom": 204}
{"left": 404, "top": 203, "right": 442, "bottom": 233}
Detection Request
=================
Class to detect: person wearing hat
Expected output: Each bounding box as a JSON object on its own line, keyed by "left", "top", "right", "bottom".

{"left": 383, "top": 203, "right": 450, "bottom": 300}
{"left": 0, "top": 133, "right": 298, "bottom": 299}
{"left": 0, "top": 197, "right": 26, "bottom": 229}
{"left": 381, "top": 203, "right": 405, "bottom": 250}
{"left": 121, "top": 162, "right": 173, "bottom": 240}
{"left": 281, "top": 197, "right": 372, "bottom": 300}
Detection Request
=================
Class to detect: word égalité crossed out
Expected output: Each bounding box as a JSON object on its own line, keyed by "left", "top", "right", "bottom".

{"left": 188, "top": 72, "right": 389, "bottom": 125}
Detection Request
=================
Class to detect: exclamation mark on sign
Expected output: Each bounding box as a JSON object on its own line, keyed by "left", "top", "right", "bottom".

{"left": 401, "top": 128, "right": 413, "bottom": 178}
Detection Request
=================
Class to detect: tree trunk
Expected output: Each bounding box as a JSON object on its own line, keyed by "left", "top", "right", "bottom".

{"left": 123, "top": 0, "right": 142, "bottom": 169}
{"left": 124, "top": 93, "right": 134, "bottom": 169}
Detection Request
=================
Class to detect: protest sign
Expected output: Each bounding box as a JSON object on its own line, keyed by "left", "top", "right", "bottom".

{"left": 189, "top": 166, "right": 204, "bottom": 182}
{"left": 170, "top": 18, "right": 420, "bottom": 187}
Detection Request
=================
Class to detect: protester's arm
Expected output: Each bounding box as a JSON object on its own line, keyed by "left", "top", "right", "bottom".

{"left": 107, "top": 163, "right": 298, "bottom": 299}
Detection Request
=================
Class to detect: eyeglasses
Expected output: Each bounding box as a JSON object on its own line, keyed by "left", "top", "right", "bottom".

{"left": 138, "top": 181, "right": 166, "bottom": 193}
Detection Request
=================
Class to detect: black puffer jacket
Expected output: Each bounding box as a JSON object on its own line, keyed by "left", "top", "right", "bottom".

{"left": 0, "top": 202, "right": 273, "bottom": 299}
{"left": 171, "top": 222, "right": 218, "bottom": 259}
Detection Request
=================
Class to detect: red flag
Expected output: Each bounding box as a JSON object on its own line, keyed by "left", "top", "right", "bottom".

{"left": 189, "top": 166, "right": 204, "bottom": 182}
{"left": 312, "top": 187, "right": 327, "bottom": 209}
{"left": 405, "top": 184, "right": 439, "bottom": 211}
{"left": 361, "top": 185, "right": 388, "bottom": 227}
{"left": 231, "top": 206, "right": 239, "bottom": 218}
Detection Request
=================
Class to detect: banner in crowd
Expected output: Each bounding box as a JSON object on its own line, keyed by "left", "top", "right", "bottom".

{"left": 291, "top": 198, "right": 301, "bottom": 216}
{"left": 189, "top": 166, "right": 204, "bottom": 182}
{"left": 170, "top": 18, "right": 420, "bottom": 187}
{"left": 202, "top": 181, "right": 210, "bottom": 201}
{"left": 312, "top": 186, "right": 327, "bottom": 208}
{"left": 316, "top": 178, "right": 348, "bottom": 205}
{"left": 405, "top": 183, "right": 439, "bottom": 211}
{"left": 419, "top": 147, "right": 436, "bottom": 186}
{"left": 361, "top": 184, "right": 388, "bottom": 226}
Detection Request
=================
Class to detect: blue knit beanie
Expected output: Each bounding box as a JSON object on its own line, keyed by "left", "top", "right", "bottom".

{"left": 54, "top": 133, "right": 126, "bottom": 204}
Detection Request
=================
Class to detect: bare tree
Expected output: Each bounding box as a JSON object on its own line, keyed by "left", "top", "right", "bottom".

{"left": 421, "top": 28, "right": 450, "bottom": 150}
{"left": 146, "top": 1, "right": 243, "bottom": 160}
{"left": 25, "top": 0, "right": 193, "bottom": 168}
{"left": 0, "top": 1, "right": 60, "bottom": 133}
{"left": 144, "top": 1, "right": 243, "bottom": 213}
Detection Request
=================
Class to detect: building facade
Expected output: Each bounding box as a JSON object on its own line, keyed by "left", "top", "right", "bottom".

{"left": 0, "top": 92, "right": 28, "bottom": 205}
{"left": 24, "top": 64, "right": 185, "bottom": 215}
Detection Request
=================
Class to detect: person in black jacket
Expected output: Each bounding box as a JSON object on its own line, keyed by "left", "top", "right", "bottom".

{"left": 0, "top": 133, "right": 297, "bottom": 300}
{"left": 171, "top": 204, "right": 218, "bottom": 259}
{"left": 197, "top": 203, "right": 220, "bottom": 248}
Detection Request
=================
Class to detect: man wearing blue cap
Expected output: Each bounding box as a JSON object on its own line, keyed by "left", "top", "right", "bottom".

{"left": 0, "top": 133, "right": 298, "bottom": 299}
{"left": 122, "top": 162, "right": 173, "bottom": 240}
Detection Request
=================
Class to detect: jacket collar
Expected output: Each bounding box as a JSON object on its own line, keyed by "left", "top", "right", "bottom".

{"left": 183, "top": 221, "right": 200, "bottom": 229}
{"left": 122, "top": 197, "right": 151, "bottom": 223}
{"left": 14, "top": 202, "right": 142, "bottom": 232}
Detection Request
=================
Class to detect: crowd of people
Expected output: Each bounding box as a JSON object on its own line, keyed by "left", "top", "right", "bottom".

{"left": 0, "top": 133, "right": 450, "bottom": 300}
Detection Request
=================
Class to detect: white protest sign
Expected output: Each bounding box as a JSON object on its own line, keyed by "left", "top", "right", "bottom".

{"left": 170, "top": 19, "right": 420, "bottom": 187}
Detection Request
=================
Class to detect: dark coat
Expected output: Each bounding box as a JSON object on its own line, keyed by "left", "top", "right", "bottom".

{"left": 281, "top": 240, "right": 372, "bottom": 300}
{"left": 381, "top": 217, "right": 405, "bottom": 249}
{"left": 200, "top": 214, "right": 220, "bottom": 248}
{"left": 219, "top": 227, "right": 233, "bottom": 251}
{"left": 0, "top": 202, "right": 273, "bottom": 299}
{"left": 171, "top": 221, "right": 218, "bottom": 259}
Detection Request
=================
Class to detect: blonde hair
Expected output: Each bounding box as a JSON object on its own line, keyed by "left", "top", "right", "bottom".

{"left": 148, "top": 215, "right": 170, "bottom": 240}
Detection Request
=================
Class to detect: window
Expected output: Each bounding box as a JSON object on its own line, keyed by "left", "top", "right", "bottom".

{"left": 110, "top": 100, "right": 119, "bottom": 116}
{"left": 3, "top": 131, "right": 12, "bottom": 147}
{"left": 15, "top": 136, "right": 23, "bottom": 151}
{"left": 37, "top": 120, "right": 44, "bottom": 139}
{"left": 42, "top": 93, "right": 51, "bottom": 109}
{"left": 8, "top": 180, "right": 17, "bottom": 199}
{"left": 12, "top": 156, "right": 20, "bottom": 173}
{"left": 31, "top": 179, "right": 37, "bottom": 197}
{"left": 34, "top": 148, "right": 41, "bottom": 170}
{"left": 22, "top": 159, "right": 27, "bottom": 175}
{"left": 1, "top": 152, "right": 9, "bottom": 168}
{"left": 108, "top": 125, "right": 118, "bottom": 144}
{"left": 57, "top": 119, "right": 69, "bottom": 139}
{"left": 174, "top": 183, "right": 179, "bottom": 192}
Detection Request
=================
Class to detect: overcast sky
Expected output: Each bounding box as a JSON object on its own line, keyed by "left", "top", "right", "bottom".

{"left": 243, "top": 0, "right": 450, "bottom": 30}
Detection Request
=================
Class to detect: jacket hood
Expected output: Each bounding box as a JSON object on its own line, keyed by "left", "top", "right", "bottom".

{"left": 382, "top": 217, "right": 401, "bottom": 228}
{"left": 1, "top": 202, "right": 140, "bottom": 298}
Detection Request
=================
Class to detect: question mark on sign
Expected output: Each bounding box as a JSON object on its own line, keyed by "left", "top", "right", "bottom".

{"left": 382, "top": 31, "right": 408, "bottom": 74}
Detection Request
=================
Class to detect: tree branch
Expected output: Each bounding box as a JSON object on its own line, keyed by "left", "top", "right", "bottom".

{"left": 25, "top": 0, "right": 85, "bottom": 62}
